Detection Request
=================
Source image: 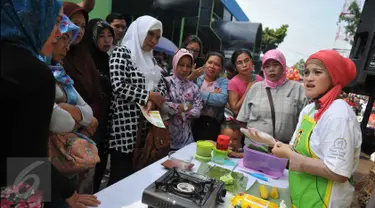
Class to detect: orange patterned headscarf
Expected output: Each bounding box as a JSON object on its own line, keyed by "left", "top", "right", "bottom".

{"left": 306, "top": 50, "right": 357, "bottom": 121}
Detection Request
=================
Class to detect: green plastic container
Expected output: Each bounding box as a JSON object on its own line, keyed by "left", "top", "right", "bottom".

{"left": 212, "top": 147, "right": 228, "bottom": 164}
{"left": 194, "top": 154, "right": 212, "bottom": 163}
{"left": 196, "top": 141, "right": 214, "bottom": 157}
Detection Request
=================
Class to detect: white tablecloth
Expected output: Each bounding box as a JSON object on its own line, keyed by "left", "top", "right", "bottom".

{"left": 92, "top": 143, "right": 289, "bottom": 208}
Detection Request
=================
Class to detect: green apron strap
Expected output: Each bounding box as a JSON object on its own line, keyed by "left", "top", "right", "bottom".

{"left": 289, "top": 105, "right": 333, "bottom": 208}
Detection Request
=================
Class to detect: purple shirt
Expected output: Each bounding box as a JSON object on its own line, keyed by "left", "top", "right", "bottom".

{"left": 163, "top": 76, "right": 203, "bottom": 149}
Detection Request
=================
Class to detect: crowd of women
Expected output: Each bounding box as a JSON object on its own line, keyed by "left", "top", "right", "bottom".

{"left": 1, "top": 0, "right": 364, "bottom": 207}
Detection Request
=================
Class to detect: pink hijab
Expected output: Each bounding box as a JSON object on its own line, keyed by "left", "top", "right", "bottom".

{"left": 172, "top": 48, "right": 194, "bottom": 79}
{"left": 262, "top": 49, "right": 287, "bottom": 88}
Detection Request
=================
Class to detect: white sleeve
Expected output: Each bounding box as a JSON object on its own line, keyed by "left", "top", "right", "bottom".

{"left": 320, "top": 117, "right": 361, "bottom": 178}
{"left": 74, "top": 88, "right": 93, "bottom": 127}
{"left": 50, "top": 103, "right": 75, "bottom": 133}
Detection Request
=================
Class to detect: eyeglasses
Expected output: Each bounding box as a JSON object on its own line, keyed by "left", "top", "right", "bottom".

{"left": 187, "top": 48, "right": 200, "bottom": 55}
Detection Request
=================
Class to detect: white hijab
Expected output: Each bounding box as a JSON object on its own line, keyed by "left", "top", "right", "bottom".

{"left": 122, "top": 15, "right": 163, "bottom": 91}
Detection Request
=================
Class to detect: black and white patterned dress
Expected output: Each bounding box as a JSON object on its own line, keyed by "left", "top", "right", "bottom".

{"left": 108, "top": 46, "right": 167, "bottom": 153}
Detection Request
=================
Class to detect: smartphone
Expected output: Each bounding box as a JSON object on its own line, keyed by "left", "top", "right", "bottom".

{"left": 195, "top": 57, "right": 204, "bottom": 68}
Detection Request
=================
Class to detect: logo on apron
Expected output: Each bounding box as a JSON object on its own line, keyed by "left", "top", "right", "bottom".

{"left": 293, "top": 129, "right": 304, "bottom": 151}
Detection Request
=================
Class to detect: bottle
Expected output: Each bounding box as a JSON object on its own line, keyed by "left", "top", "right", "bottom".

{"left": 216, "top": 135, "right": 230, "bottom": 150}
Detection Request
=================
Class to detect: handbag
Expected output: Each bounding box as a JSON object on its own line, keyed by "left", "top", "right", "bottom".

{"left": 132, "top": 115, "right": 170, "bottom": 171}
{"left": 48, "top": 131, "right": 100, "bottom": 174}
{"left": 1, "top": 182, "right": 43, "bottom": 208}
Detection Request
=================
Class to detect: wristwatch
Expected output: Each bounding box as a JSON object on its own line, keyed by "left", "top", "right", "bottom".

{"left": 183, "top": 103, "right": 188, "bottom": 111}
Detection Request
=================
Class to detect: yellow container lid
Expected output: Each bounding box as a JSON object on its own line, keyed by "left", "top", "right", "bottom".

{"left": 196, "top": 141, "right": 215, "bottom": 149}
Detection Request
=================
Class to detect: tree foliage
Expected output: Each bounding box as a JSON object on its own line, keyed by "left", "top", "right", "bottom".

{"left": 261, "top": 24, "right": 289, "bottom": 54}
{"left": 338, "top": 1, "right": 361, "bottom": 43}
{"left": 294, "top": 59, "right": 305, "bottom": 75}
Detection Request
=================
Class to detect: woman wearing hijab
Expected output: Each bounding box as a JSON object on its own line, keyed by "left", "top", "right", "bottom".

{"left": 268, "top": 50, "right": 362, "bottom": 208}
{"left": 84, "top": 18, "right": 115, "bottom": 193}
{"left": 49, "top": 14, "right": 95, "bottom": 134}
{"left": 108, "top": 15, "right": 167, "bottom": 185}
{"left": 49, "top": 13, "right": 102, "bottom": 199}
{"left": 163, "top": 49, "right": 203, "bottom": 150}
{"left": 0, "top": 1, "right": 99, "bottom": 207}
{"left": 62, "top": 2, "right": 103, "bottom": 119}
{"left": 62, "top": 5, "right": 104, "bottom": 194}
{"left": 86, "top": 19, "right": 114, "bottom": 92}
{"left": 85, "top": 19, "right": 114, "bottom": 132}
{"left": 237, "top": 49, "right": 306, "bottom": 143}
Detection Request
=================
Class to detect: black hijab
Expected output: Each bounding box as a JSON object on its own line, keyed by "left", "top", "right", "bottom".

{"left": 86, "top": 19, "right": 114, "bottom": 76}
{"left": 85, "top": 18, "right": 114, "bottom": 94}
{"left": 63, "top": 2, "right": 103, "bottom": 118}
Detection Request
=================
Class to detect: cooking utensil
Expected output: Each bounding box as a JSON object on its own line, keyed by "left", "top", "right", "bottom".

{"left": 249, "top": 172, "right": 269, "bottom": 182}
{"left": 228, "top": 162, "right": 238, "bottom": 175}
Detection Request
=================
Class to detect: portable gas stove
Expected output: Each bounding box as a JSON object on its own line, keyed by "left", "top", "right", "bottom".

{"left": 142, "top": 168, "right": 227, "bottom": 208}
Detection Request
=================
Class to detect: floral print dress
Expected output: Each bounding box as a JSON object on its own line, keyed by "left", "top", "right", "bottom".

{"left": 164, "top": 76, "right": 203, "bottom": 149}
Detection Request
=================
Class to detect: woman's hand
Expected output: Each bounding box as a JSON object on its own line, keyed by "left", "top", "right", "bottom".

{"left": 66, "top": 191, "right": 101, "bottom": 208}
{"left": 272, "top": 142, "right": 292, "bottom": 159}
{"left": 58, "top": 103, "right": 83, "bottom": 122}
{"left": 58, "top": 103, "right": 74, "bottom": 111}
{"left": 85, "top": 117, "right": 98, "bottom": 136}
{"left": 145, "top": 100, "right": 156, "bottom": 112}
{"left": 187, "top": 104, "right": 193, "bottom": 111}
{"left": 177, "top": 103, "right": 193, "bottom": 113}
{"left": 192, "top": 66, "right": 204, "bottom": 77}
{"left": 228, "top": 151, "right": 244, "bottom": 158}
{"left": 58, "top": 102, "right": 77, "bottom": 108}
{"left": 187, "top": 66, "right": 204, "bottom": 81}
{"left": 148, "top": 92, "right": 165, "bottom": 108}
{"left": 213, "top": 88, "right": 222, "bottom": 94}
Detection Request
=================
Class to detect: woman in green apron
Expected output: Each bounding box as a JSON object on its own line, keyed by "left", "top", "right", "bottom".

{"left": 270, "top": 50, "right": 362, "bottom": 208}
